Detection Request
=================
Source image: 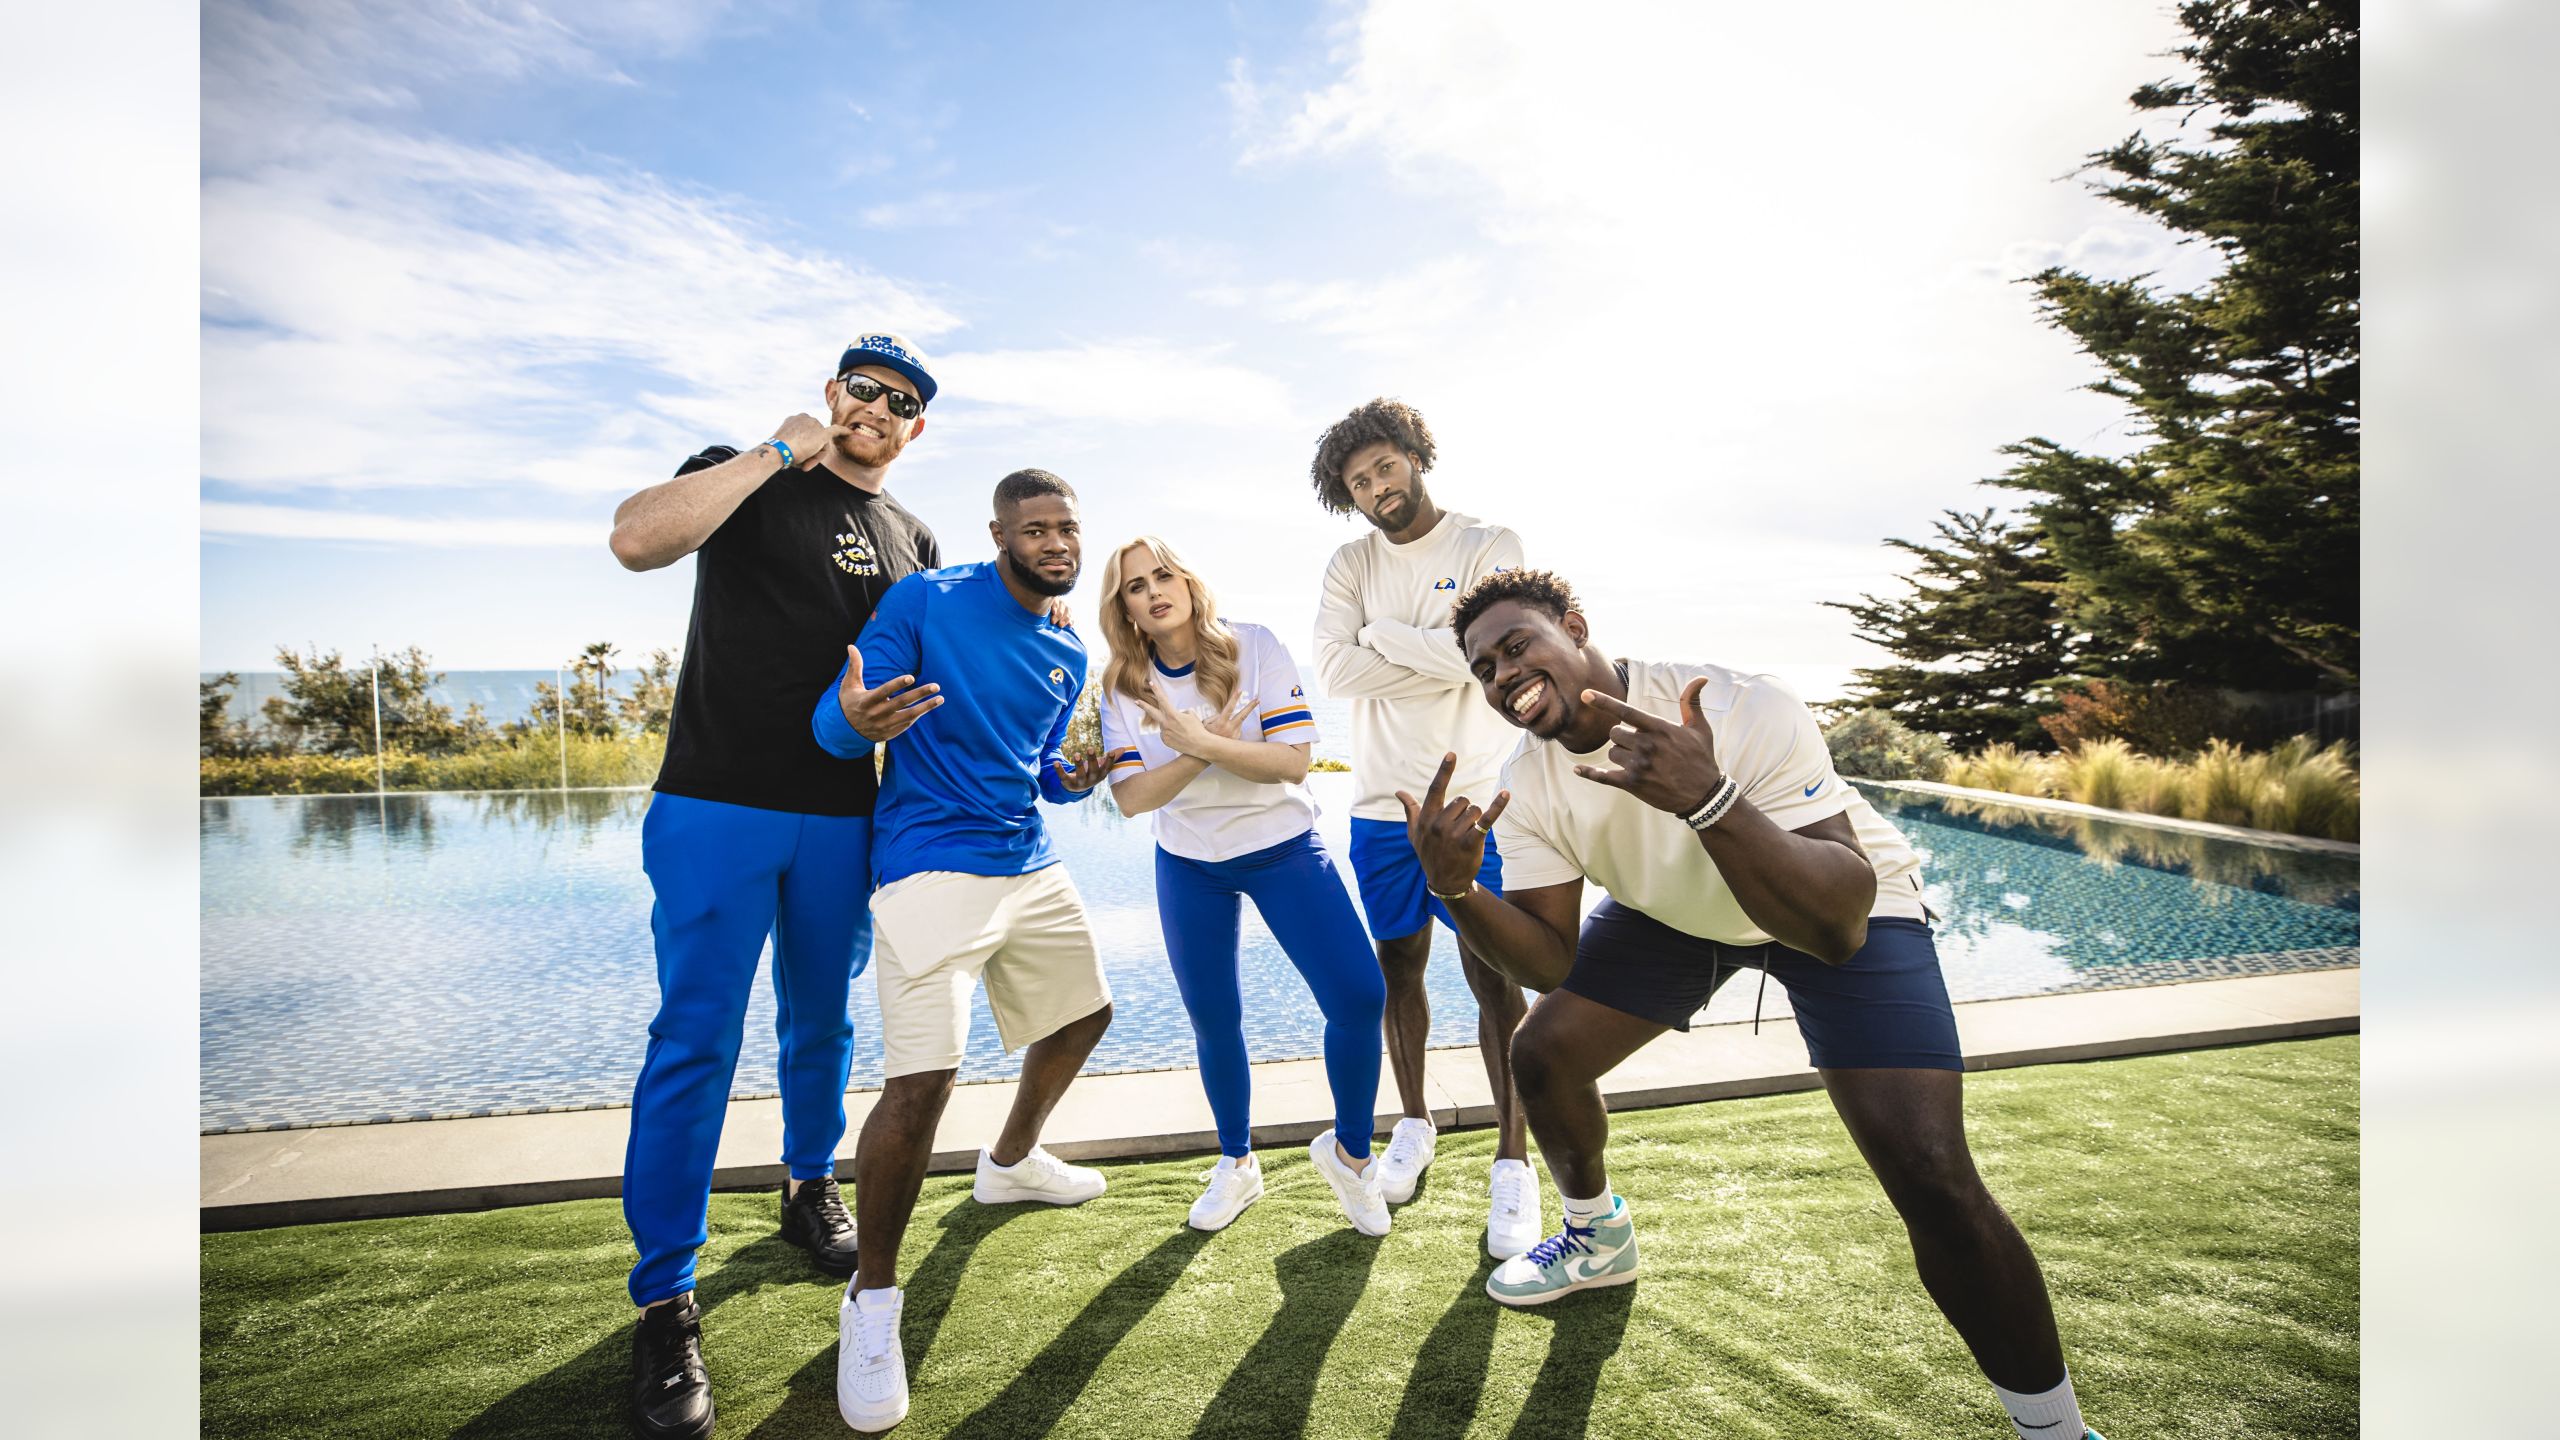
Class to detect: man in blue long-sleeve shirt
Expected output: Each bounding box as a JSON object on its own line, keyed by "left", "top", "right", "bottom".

{"left": 810, "top": 468, "right": 1114, "bottom": 1432}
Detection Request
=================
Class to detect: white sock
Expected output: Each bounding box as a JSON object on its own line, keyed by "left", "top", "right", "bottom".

{"left": 1562, "top": 1186, "right": 1614, "bottom": 1227}
{"left": 1991, "top": 1370, "right": 2083, "bottom": 1439}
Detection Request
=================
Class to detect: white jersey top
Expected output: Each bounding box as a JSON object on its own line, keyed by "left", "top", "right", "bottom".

{"left": 1492, "top": 660, "right": 1928, "bottom": 946}
{"left": 1313, "top": 509, "right": 1525, "bottom": 821}
{"left": 1099, "top": 620, "right": 1324, "bottom": 863}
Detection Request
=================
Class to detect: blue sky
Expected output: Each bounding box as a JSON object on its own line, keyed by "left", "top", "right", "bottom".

{"left": 202, "top": 0, "right": 2207, "bottom": 697}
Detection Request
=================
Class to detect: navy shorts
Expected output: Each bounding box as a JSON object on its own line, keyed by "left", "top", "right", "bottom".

{"left": 1346, "top": 816, "right": 1504, "bottom": 943}
{"left": 1561, "top": 901, "right": 1962, "bottom": 1071}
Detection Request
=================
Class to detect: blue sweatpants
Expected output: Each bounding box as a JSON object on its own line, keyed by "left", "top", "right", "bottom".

{"left": 625, "top": 792, "right": 873, "bottom": 1306}
{"left": 1155, "top": 831, "right": 1387, "bottom": 1160}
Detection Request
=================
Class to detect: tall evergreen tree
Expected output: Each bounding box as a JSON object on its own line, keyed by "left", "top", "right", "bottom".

{"left": 1992, "top": 0, "right": 2358, "bottom": 689}
{"left": 1826, "top": 510, "right": 2078, "bottom": 751}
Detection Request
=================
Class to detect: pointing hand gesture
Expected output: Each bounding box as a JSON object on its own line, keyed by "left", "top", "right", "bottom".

{"left": 1571, "top": 677, "right": 1726, "bottom": 815}
{"left": 1396, "top": 752, "right": 1509, "bottom": 899}
{"left": 835, "top": 644, "right": 942, "bottom": 743}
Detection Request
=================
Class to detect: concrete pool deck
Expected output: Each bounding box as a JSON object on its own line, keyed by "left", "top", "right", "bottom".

{"left": 200, "top": 967, "right": 2357, "bottom": 1231}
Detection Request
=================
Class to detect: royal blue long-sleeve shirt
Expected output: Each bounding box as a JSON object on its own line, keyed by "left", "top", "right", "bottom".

{"left": 811, "top": 562, "right": 1093, "bottom": 886}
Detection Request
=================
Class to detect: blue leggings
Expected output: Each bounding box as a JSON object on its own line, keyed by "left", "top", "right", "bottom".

{"left": 625, "top": 793, "right": 873, "bottom": 1306}
{"left": 1155, "top": 832, "right": 1386, "bottom": 1160}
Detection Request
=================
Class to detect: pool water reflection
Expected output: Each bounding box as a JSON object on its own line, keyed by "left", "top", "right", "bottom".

{"left": 199, "top": 776, "right": 2356, "bottom": 1132}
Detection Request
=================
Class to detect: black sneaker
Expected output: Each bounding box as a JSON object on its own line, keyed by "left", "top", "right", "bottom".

{"left": 779, "top": 1175, "right": 859, "bottom": 1276}
{"left": 631, "top": 1292, "right": 713, "bottom": 1439}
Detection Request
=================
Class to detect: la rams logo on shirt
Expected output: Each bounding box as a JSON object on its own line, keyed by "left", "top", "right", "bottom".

{"left": 1289, "top": 685, "right": 1303, "bottom": 698}
{"left": 1432, "top": 576, "right": 1457, "bottom": 591}
{"left": 1049, "top": 667, "right": 1067, "bottom": 685}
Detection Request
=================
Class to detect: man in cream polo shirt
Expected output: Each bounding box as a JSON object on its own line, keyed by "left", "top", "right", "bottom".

{"left": 1402, "top": 569, "right": 2107, "bottom": 1440}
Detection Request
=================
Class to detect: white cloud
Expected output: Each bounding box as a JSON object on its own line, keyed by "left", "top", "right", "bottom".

{"left": 1195, "top": 255, "right": 1493, "bottom": 355}
{"left": 1210, "top": 0, "right": 2200, "bottom": 678}
{"left": 934, "top": 343, "right": 1296, "bottom": 428}
{"left": 859, "top": 188, "right": 1022, "bottom": 229}
{"left": 202, "top": 501, "right": 600, "bottom": 547}
{"left": 202, "top": 124, "right": 963, "bottom": 493}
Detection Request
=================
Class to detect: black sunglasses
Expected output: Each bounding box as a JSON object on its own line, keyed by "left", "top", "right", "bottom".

{"left": 836, "top": 373, "right": 924, "bottom": 420}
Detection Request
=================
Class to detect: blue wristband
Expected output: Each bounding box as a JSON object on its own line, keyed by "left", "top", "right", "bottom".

{"left": 766, "top": 437, "right": 795, "bottom": 468}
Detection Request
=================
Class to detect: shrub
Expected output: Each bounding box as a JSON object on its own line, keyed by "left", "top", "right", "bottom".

{"left": 200, "top": 734, "right": 666, "bottom": 796}
{"left": 2055, "top": 737, "right": 2137, "bottom": 810}
{"left": 2040, "top": 680, "right": 2240, "bottom": 756}
{"left": 1929, "top": 733, "right": 2355, "bottom": 842}
{"left": 1822, "top": 709, "right": 1952, "bottom": 781}
{"left": 1941, "top": 743, "right": 2049, "bottom": 797}
{"left": 2248, "top": 737, "right": 2360, "bottom": 841}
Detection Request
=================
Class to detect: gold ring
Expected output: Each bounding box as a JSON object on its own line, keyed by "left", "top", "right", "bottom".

{"left": 1469, "top": 821, "right": 1488, "bottom": 835}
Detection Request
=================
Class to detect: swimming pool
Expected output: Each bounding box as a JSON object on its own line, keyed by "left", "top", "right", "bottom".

{"left": 198, "top": 777, "right": 2357, "bottom": 1133}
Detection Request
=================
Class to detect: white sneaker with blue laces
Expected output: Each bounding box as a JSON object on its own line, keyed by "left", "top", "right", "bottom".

{"left": 1485, "top": 1195, "right": 1638, "bottom": 1306}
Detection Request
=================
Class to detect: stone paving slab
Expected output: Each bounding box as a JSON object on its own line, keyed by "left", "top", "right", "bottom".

{"left": 200, "top": 969, "right": 2358, "bottom": 1231}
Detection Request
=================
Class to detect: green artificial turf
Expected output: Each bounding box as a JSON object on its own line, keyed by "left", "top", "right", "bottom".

{"left": 202, "top": 1037, "right": 2359, "bottom": 1439}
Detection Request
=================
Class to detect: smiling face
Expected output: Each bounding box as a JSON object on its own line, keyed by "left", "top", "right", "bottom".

{"left": 825, "top": 363, "right": 926, "bottom": 468}
{"left": 993, "top": 492, "right": 1082, "bottom": 597}
{"left": 1112, "top": 542, "right": 1195, "bottom": 642}
{"left": 1340, "top": 440, "right": 1430, "bottom": 536}
{"left": 1463, "top": 598, "right": 1606, "bottom": 744}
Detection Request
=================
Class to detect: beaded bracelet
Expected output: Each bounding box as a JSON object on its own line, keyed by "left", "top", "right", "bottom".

{"left": 1681, "top": 775, "right": 1741, "bottom": 833}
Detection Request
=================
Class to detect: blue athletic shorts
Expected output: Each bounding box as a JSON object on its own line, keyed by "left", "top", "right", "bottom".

{"left": 1562, "top": 902, "right": 1962, "bottom": 1071}
{"left": 1346, "top": 816, "right": 1504, "bottom": 943}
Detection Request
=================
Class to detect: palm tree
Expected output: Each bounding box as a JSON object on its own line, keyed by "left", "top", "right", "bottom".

{"left": 572, "top": 641, "right": 620, "bottom": 736}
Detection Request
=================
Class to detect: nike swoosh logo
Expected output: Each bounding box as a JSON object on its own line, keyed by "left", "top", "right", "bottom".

{"left": 2014, "top": 1422, "right": 2064, "bottom": 1431}
{"left": 1803, "top": 781, "right": 1821, "bottom": 797}
{"left": 1563, "top": 1249, "right": 1617, "bottom": 1282}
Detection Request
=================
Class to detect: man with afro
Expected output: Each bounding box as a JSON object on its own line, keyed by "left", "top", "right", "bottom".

{"left": 1308, "top": 397, "right": 1540, "bottom": 1259}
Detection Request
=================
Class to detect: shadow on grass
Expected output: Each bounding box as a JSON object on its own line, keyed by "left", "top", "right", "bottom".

{"left": 937, "top": 1226, "right": 1212, "bottom": 1439}
{"left": 743, "top": 1198, "right": 1032, "bottom": 1436}
{"left": 1386, "top": 1254, "right": 1501, "bottom": 1440}
{"left": 452, "top": 1230, "right": 813, "bottom": 1440}
{"left": 1503, "top": 1282, "right": 1635, "bottom": 1440}
{"left": 1190, "top": 1228, "right": 1384, "bottom": 1440}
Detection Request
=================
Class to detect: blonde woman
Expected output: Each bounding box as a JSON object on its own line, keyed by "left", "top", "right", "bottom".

{"left": 1096, "top": 536, "right": 1389, "bottom": 1236}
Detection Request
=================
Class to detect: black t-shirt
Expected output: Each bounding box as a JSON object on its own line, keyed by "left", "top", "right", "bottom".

{"left": 652, "top": 445, "right": 940, "bottom": 816}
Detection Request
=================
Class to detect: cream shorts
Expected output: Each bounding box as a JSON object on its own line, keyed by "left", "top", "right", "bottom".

{"left": 869, "top": 864, "right": 1112, "bottom": 1080}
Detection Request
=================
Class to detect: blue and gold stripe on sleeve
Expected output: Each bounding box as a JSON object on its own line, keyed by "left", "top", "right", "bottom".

{"left": 1259, "top": 705, "right": 1315, "bottom": 738}
{"left": 1108, "top": 746, "right": 1146, "bottom": 773}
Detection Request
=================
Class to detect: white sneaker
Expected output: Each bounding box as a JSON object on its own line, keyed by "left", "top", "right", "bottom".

{"left": 1487, "top": 1157, "right": 1541, "bottom": 1259}
{"left": 1376, "top": 1117, "right": 1436, "bottom": 1205}
{"left": 973, "top": 1146, "right": 1107, "bottom": 1206}
{"left": 1309, "top": 1129, "right": 1391, "bottom": 1237}
{"left": 837, "top": 1284, "right": 908, "bottom": 1432}
{"left": 1187, "top": 1156, "right": 1264, "bottom": 1232}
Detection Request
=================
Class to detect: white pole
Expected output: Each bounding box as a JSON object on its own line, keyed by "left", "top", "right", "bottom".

{"left": 370, "top": 645, "right": 387, "bottom": 795}
{"left": 556, "top": 665, "right": 570, "bottom": 791}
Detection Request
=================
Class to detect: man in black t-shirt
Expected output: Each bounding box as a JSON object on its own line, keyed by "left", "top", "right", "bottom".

{"left": 608, "top": 333, "right": 948, "bottom": 1440}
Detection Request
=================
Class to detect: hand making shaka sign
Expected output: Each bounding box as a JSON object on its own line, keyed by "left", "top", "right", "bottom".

{"left": 1571, "top": 678, "right": 1728, "bottom": 815}
{"left": 1397, "top": 751, "right": 1510, "bottom": 899}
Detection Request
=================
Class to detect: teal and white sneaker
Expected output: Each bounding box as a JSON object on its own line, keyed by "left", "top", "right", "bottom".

{"left": 1484, "top": 1195, "right": 1638, "bottom": 1306}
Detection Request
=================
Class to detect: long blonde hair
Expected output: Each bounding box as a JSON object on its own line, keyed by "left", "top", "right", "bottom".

{"left": 1098, "top": 535, "right": 1240, "bottom": 714}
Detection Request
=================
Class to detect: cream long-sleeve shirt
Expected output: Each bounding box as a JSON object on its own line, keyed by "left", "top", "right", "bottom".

{"left": 1313, "top": 510, "right": 1525, "bottom": 820}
